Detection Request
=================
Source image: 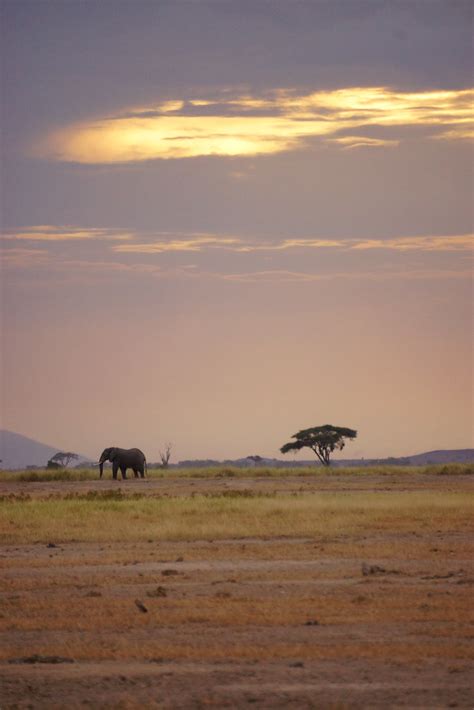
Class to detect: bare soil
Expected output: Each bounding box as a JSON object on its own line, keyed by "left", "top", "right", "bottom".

{"left": 1, "top": 473, "right": 473, "bottom": 708}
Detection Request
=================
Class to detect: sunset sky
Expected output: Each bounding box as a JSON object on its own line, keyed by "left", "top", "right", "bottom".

{"left": 1, "top": 0, "right": 473, "bottom": 462}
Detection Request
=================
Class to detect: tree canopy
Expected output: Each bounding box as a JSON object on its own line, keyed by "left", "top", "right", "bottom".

{"left": 48, "top": 452, "right": 79, "bottom": 468}
{"left": 280, "top": 424, "right": 357, "bottom": 466}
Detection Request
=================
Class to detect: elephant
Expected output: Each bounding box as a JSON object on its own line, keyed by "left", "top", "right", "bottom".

{"left": 99, "top": 447, "right": 147, "bottom": 480}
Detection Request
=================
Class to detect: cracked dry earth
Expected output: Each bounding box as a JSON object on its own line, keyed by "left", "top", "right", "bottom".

{"left": 1, "top": 473, "right": 473, "bottom": 708}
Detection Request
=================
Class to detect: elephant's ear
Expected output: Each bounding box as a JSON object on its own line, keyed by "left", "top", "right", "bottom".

{"left": 108, "top": 448, "right": 118, "bottom": 461}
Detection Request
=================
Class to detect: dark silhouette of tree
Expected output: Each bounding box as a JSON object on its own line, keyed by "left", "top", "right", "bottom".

{"left": 247, "top": 455, "right": 263, "bottom": 466}
{"left": 159, "top": 443, "right": 172, "bottom": 468}
{"left": 47, "top": 459, "right": 61, "bottom": 469}
{"left": 280, "top": 425, "right": 357, "bottom": 466}
{"left": 49, "top": 452, "right": 79, "bottom": 468}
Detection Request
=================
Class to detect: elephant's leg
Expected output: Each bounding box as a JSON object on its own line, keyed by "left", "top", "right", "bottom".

{"left": 112, "top": 462, "right": 119, "bottom": 480}
{"left": 133, "top": 469, "right": 139, "bottom": 478}
{"left": 121, "top": 466, "right": 127, "bottom": 480}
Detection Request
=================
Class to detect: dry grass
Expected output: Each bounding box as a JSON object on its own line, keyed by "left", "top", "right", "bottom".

{"left": 1, "top": 472, "right": 473, "bottom": 710}
{"left": 3, "top": 636, "right": 472, "bottom": 665}
{"left": 1, "top": 491, "right": 472, "bottom": 545}
{"left": 2, "top": 584, "right": 471, "bottom": 634}
{"left": 0, "top": 462, "right": 472, "bottom": 483}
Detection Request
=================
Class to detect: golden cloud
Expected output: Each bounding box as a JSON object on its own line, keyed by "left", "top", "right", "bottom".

{"left": 328, "top": 135, "right": 399, "bottom": 149}
{"left": 2, "top": 225, "right": 132, "bottom": 241}
{"left": 34, "top": 87, "right": 473, "bottom": 163}
{"left": 111, "top": 233, "right": 473, "bottom": 254}
{"left": 352, "top": 235, "right": 474, "bottom": 252}
{"left": 5, "top": 226, "right": 471, "bottom": 254}
{"left": 114, "top": 235, "right": 240, "bottom": 253}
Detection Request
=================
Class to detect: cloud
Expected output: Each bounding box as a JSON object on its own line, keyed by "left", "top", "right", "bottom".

{"left": 0, "top": 247, "right": 49, "bottom": 267}
{"left": 2, "top": 225, "right": 132, "bottom": 241}
{"left": 328, "top": 135, "right": 399, "bottom": 150}
{"left": 60, "top": 259, "right": 163, "bottom": 274}
{"left": 34, "top": 86, "right": 473, "bottom": 163}
{"left": 432, "top": 128, "right": 474, "bottom": 141}
{"left": 220, "top": 268, "right": 473, "bottom": 284}
{"left": 3, "top": 227, "right": 471, "bottom": 286}
{"left": 1, "top": 250, "right": 167, "bottom": 279}
{"left": 4, "top": 226, "right": 472, "bottom": 256}
{"left": 114, "top": 235, "right": 240, "bottom": 253}
{"left": 231, "top": 238, "right": 346, "bottom": 252}
{"left": 352, "top": 235, "right": 474, "bottom": 252}
{"left": 111, "top": 233, "right": 473, "bottom": 255}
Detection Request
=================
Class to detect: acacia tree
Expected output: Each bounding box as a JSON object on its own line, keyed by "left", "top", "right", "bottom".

{"left": 48, "top": 452, "right": 79, "bottom": 468}
{"left": 280, "top": 425, "right": 357, "bottom": 466}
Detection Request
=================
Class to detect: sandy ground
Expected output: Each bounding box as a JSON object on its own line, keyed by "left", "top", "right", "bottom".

{"left": 0, "top": 473, "right": 473, "bottom": 708}
{"left": 0, "top": 471, "right": 471, "bottom": 499}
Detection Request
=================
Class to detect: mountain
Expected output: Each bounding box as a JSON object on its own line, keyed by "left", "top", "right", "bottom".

{"left": 0, "top": 430, "right": 91, "bottom": 469}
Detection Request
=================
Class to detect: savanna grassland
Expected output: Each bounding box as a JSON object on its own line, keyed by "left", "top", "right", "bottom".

{"left": 0, "top": 465, "right": 473, "bottom": 708}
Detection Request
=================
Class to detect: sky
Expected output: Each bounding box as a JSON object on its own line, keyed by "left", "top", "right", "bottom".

{"left": 1, "top": 0, "right": 473, "bottom": 463}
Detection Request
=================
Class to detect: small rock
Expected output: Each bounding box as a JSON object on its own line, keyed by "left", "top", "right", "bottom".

{"left": 84, "top": 590, "right": 102, "bottom": 597}
{"left": 162, "top": 569, "right": 179, "bottom": 576}
{"left": 46, "top": 543, "right": 57, "bottom": 549}
{"left": 146, "top": 586, "right": 167, "bottom": 598}
{"left": 304, "top": 620, "right": 319, "bottom": 626}
{"left": 175, "top": 556, "right": 184, "bottom": 562}
{"left": 362, "top": 563, "right": 386, "bottom": 576}
{"left": 289, "top": 661, "right": 304, "bottom": 668}
{"left": 134, "top": 599, "right": 148, "bottom": 613}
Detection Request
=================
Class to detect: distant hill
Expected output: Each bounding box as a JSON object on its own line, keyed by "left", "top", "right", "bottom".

{"left": 402, "top": 449, "right": 474, "bottom": 465}
{"left": 173, "top": 450, "right": 474, "bottom": 468}
{"left": 0, "top": 430, "right": 91, "bottom": 469}
{"left": 336, "top": 450, "right": 474, "bottom": 467}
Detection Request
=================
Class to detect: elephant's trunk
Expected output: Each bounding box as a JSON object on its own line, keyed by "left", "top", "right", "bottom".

{"left": 99, "top": 461, "right": 104, "bottom": 478}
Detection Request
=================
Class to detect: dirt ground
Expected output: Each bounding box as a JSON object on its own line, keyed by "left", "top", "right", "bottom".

{"left": 1, "top": 473, "right": 473, "bottom": 708}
